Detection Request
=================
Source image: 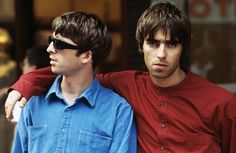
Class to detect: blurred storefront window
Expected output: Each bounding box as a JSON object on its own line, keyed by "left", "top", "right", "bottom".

{"left": 189, "top": 0, "right": 236, "bottom": 92}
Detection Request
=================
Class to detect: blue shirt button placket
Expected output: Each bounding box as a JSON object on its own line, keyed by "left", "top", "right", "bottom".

{"left": 55, "top": 109, "right": 71, "bottom": 152}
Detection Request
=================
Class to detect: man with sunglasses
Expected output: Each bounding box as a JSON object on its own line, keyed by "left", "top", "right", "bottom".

{"left": 11, "top": 12, "right": 137, "bottom": 153}
{"left": 5, "top": 2, "right": 236, "bottom": 153}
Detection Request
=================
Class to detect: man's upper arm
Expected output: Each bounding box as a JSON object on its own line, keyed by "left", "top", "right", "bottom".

{"left": 12, "top": 106, "right": 29, "bottom": 153}
{"left": 11, "top": 66, "right": 56, "bottom": 100}
{"left": 220, "top": 96, "right": 236, "bottom": 153}
{"left": 110, "top": 100, "right": 137, "bottom": 153}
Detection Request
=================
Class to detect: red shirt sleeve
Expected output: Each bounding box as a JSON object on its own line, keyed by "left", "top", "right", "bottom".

{"left": 220, "top": 95, "right": 236, "bottom": 153}
{"left": 10, "top": 66, "right": 56, "bottom": 100}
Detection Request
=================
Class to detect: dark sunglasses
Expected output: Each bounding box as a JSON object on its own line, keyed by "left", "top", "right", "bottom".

{"left": 48, "top": 36, "right": 83, "bottom": 51}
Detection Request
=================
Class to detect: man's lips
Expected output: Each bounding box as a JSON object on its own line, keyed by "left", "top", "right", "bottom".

{"left": 156, "top": 63, "right": 167, "bottom": 66}
{"left": 153, "top": 62, "right": 168, "bottom": 66}
{"left": 49, "top": 56, "right": 57, "bottom": 64}
{"left": 153, "top": 63, "right": 168, "bottom": 70}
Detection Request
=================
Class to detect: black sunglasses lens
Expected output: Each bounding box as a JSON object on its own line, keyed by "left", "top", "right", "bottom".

{"left": 53, "top": 39, "right": 63, "bottom": 50}
{"left": 48, "top": 36, "right": 63, "bottom": 50}
{"left": 48, "top": 36, "right": 80, "bottom": 51}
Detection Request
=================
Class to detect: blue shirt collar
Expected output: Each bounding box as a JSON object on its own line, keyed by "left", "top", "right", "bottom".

{"left": 46, "top": 75, "right": 100, "bottom": 107}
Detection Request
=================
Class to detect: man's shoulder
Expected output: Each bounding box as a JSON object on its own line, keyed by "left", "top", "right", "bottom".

{"left": 189, "top": 72, "right": 235, "bottom": 101}
{"left": 98, "top": 85, "right": 127, "bottom": 100}
{"left": 27, "top": 93, "right": 47, "bottom": 107}
{"left": 97, "top": 85, "right": 131, "bottom": 106}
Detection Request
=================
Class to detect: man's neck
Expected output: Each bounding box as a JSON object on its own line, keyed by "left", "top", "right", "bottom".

{"left": 60, "top": 70, "right": 93, "bottom": 105}
{"left": 151, "top": 68, "right": 186, "bottom": 88}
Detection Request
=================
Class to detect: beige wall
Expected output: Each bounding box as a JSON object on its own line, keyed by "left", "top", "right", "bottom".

{"left": 0, "top": 0, "right": 14, "bottom": 20}
{"left": 34, "top": 0, "right": 120, "bottom": 22}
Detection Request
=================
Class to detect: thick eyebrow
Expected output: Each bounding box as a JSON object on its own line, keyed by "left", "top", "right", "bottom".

{"left": 146, "top": 38, "right": 178, "bottom": 44}
{"left": 146, "top": 38, "right": 160, "bottom": 43}
{"left": 165, "top": 40, "right": 179, "bottom": 44}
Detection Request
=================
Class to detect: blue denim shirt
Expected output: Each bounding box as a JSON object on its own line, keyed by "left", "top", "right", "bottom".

{"left": 12, "top": 76, "right": 137, "bottom": 153}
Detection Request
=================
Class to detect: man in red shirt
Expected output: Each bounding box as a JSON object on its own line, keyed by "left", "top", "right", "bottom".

{"left": 5, "top": 2, "right": 236, "bottom": 153}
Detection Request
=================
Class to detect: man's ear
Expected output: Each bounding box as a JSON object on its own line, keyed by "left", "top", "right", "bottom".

{"left": 81, "top": 51, "right": 92, "bottom": 64}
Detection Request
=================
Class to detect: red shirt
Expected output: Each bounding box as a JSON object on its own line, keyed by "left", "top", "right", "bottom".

{"left": 12, "top": 67, "right": 236, "bottom": 153}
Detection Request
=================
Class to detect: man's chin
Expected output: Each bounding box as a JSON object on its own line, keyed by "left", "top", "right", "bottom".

{"left": 151, "top": 71, "right": 170, "bottom": 79}
{"left": 51, "top": 68, "right": 61, "bottom": 75}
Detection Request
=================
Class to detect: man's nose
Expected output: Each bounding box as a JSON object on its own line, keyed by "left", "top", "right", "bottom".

{"left": 47, "top": 42, "right": 56, "bottom": 53}
{"left": 156, "top": 43, "right": 166, "bottom": 59}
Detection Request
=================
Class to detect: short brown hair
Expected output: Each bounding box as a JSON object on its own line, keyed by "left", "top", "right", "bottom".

{"left": 52, "top": 12, "right": 112, "bottom": 69}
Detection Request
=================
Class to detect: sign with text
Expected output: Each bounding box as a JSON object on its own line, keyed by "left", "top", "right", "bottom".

{"left": 189, "top": 0, "right": 236, "bottom": 23}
